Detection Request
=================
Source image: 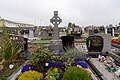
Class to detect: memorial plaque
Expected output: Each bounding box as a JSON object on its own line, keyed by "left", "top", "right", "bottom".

{"left": 86, "top": 36, "right": 103, "bottom": 52}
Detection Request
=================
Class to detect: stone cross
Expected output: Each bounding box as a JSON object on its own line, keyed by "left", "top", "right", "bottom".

{"left": 50, "top": 11, "right": 62, "bottom": 40}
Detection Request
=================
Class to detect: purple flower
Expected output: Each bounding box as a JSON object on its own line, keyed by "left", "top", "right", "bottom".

{"left": 54, "top": 61, "right": 63, "bottom": 69}
{"left": 74, "top": 57, "right": 83, "bottom": 62}
{"left": 62, "top": 58, "right": 68, "bottom": 62}
{"left": 41, "top": 78, "right": 45, "bottom": 80}
{"left": 21, "top": 64, "right": 34, "bottom": 73}
{"left": 59, "top": 49, "right": 63, "bottom": 53}
{"left": 44, "top": 60, "right": 54, "bottom": 70}
{"left": 75, "top": 61, "right": 88, "bottom": 69}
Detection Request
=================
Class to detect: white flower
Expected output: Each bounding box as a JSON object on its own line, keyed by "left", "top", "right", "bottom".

{"left": 9, "top": 64, "right": 14, "bottom": 69}
{"left": 45, "top": 63, "right": 49, "bottom": 66}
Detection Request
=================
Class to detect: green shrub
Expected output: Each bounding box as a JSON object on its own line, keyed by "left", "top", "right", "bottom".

{"left": 61, "top": 48, "right": 79, "bottom": 59}
{"left": 18, "top": 70, "right": 43, "bottom": 80}
{"left": 62, "top": 66, "right": 91, "bottom": 80}
{"left": 28, "top": 45, "right": 53, "bottom": 72}
{"left": 0, "top": 25, "right": 22, "bottom": 62}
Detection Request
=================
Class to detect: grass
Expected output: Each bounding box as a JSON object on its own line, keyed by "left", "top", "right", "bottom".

{"left": 31, "top": 40, "right": 50, "bottom": 44}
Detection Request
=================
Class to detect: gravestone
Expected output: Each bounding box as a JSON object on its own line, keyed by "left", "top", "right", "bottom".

{"left": 94, "top": 29, "right": 99, "bottom": 33}
{"left": 86, "top": 34, "right": 111, "bottom": 53}
{"left": 41, "top": 29, "right": 49, "bottom": 40}
{"left": 107, "top": 27, "right": 115, "bottom": 36}
{"left": 29, "top": 30, "right": 34, "bottom": 38}
{"left": 97, "top": 34, "right": 111, "bottom": 52}
{"left": 82, "top": 27, "right": 85, "bottom": 33}
{"left": 107, "top": 27, "right": 112, "bottom": 36}
{"left": 73, "top": 32, "right": 81, "bottom": 39}
{"left": 112, "top": 28, "right": 115, "bottom": 36}
{"left": 105, "top": 27, "right": 107, "bottom": 34}
{"left": 86, "top": 36, "right": 103, "bottom": 52}
{"left": 61, "top": 36, "right": 74, "bottom": 51}
{"left": 89, "top": 29, "right": 94, "bottom": 35}
{"left": 59, "top": 32, "right": 66, "bottom": 37}
{"left": 24, "top": 38, "right": 28, "bottom": 52}
{"left": 50, "top": 11, "right": 63, "bottom": 55}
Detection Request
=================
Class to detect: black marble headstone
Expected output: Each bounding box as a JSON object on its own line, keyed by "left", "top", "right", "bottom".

{"left": 107, "top": 28, "right": 112, "bottom": 36}
{"left": 61, "top": 36, "right": 74, "bottom": 50}
{"left": 86, "top": 36, "right": 103, "bottom": 52}
{"left": 72, "top": 32, "right": 81, "bottom": 39}
{"left": 94, "top": 29, "right": 99, "bottom": 33}
{"left": 24, "top": 38, "right": 28, "bottom": 51}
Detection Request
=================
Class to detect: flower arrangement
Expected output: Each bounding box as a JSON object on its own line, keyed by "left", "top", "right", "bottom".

{"left": 18, "top": 70, "right": 43, "bottom": 80}
{"left": 112, "top": 34, "right": 120, "bottom": 44}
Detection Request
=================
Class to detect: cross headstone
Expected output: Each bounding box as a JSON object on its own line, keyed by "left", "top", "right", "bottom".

{"left": 50, "top": 11, "right": 62, "bottom": 40}
{"left": 50, "top": 11, "right": 63, "bottom": 55}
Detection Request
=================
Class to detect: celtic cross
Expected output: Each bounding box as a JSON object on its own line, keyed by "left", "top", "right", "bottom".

{"left": 50, "top": 11, "right": 62, "bottom": 40}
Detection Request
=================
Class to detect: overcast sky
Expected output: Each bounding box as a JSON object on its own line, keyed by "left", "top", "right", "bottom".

{"left": 0, "top": 0, "right": 120, "bottom": 26}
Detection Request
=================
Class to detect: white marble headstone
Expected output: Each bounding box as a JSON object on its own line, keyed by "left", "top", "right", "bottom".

{"left": 29, "top": 30, "right": 34, "bottom": 38}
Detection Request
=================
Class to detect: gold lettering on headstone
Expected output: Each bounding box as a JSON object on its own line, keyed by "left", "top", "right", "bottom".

{"left": 92, "top": 37, "right": 101, "bottom": 46}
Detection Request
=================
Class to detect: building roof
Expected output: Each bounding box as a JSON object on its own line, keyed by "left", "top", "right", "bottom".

{"left": 0, "top": 18, "right": 34, "bottom": 26}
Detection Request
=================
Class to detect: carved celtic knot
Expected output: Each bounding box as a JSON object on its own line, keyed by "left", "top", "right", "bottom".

{"left": 50, "top": 11, "right": 62, "bottom": 26}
